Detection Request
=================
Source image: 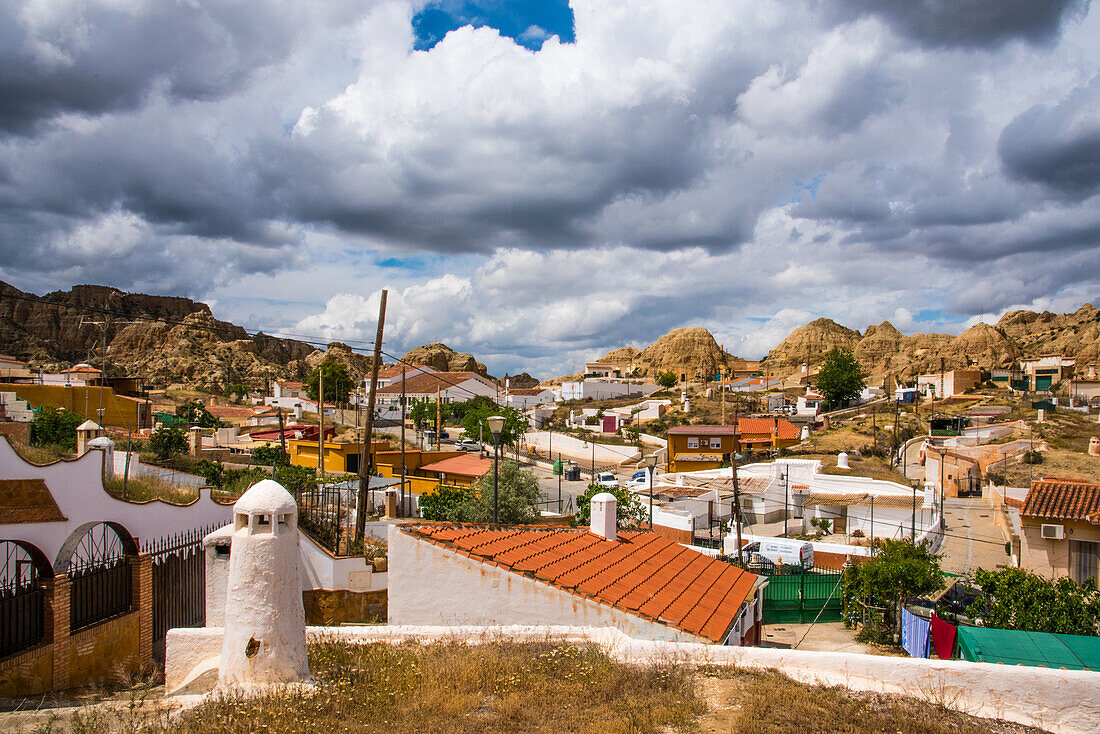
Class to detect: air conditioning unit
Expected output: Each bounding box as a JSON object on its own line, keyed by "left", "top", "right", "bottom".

{"left": 1041, "top": 524, "right": 1065, "bottom": 540}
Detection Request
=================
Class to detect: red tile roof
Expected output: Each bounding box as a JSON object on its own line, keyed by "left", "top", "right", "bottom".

{"left": 401, "top": 524, "right": 761, "bottom": 643}
{"left": 1021, "top": 479, "right": 1100, "bottom": 522}
{"left": 376, "top": 371, "right": 490, "bottom": 395}
{"left": 418, "top": 454, "right": 494, "bottom": 478}
{"left": 206, "top": 405, "right": 259, "bottom": 419}
{"left": 737, "top": 417, "right": 799, "bottom": 440}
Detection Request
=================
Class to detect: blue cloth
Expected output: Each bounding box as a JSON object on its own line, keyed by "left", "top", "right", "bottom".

{"left": 901, "top": 609, "right": 931, "bottom": 658}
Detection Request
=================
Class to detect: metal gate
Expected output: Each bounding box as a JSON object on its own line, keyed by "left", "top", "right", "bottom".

{"left": 145, "top": 526, "right": 212, "bottom": 660}
{"left": 760, "top": 568, "right": 844, "bottom": 624}
{"left": 1, "top": 541, "right": 47, "bottom": 657}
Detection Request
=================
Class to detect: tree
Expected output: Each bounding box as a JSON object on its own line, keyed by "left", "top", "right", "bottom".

{"left": 655, "top": 371, "right": 678, "bottom": 389}
{"left": 30, "top": 406, "right": 83, "bottom": 451}
{"left": 815, "top": 348, "right": 866, "bottom": 408}
{"left": 307, "top": 360, "right": 352, "bottom": 405}
{"left": 842, "top": 539, "right": 944, "bottom": 639}
{"left": 409, "top": 398, "right": 450, "bottom": 430}
{"left": 419, "top": 485, "right": 474, "bottom": 521}
{"left": 573, "top": 483, "right": 648, "bottom": 527}
{"left": 148, "top": 425, "right": 188, "bottom": 461}
{"left": 462, "top": 403, "right": 527, "bottom": 448}
{"left": 419, "top": 461, "right": 541, "bottom": 524}
{"left": 968, "top": 567, "right": 1100, "bottom": 636}
{"left": 176, "top": 400, "right": 220, "bottom": 428}
{"left": 252, "top": 445, "right": 289, "bottom": 467}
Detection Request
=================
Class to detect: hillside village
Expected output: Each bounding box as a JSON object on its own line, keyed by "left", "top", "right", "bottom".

{"left": 2, "top": 283, "right": 1100, "bottom": 733}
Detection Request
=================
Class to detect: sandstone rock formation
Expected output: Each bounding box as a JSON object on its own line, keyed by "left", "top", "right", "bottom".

{"left": 997, "top": 303, "right": 1100, "bottom": 365}
{"left": 2, "top": 281, "right": 314, "bottom": 390}
{"left": 547, "top": 328, "right": 740, "bottom": 383}
{"left": 401, "top": 343, "right": 489, "bottom": 376}
{"left": 763, "top": 318, "right": 861, "bottom": 372}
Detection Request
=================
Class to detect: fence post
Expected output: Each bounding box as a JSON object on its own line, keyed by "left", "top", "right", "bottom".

{"left": 45, "top": 576, "right": 71, "bottom": 690}
{"left": 131, "top": 553, "right": 153, "bottom": 672}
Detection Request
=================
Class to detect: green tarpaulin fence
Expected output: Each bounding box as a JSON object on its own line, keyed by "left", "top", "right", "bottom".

{"left": 956, "top": 626, "right": 1100, "bottom": 671}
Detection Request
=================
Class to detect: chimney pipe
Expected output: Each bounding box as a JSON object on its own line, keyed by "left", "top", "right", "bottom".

{"left": 590, "top": 492, "right": 618, "bottom": 541}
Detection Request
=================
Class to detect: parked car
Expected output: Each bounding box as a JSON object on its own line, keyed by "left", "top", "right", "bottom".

{"left": 454, "top": 439, "right": 482, "bottom": 451}
{"left": 595, "top": 472, "right": 620, "bottom": 489}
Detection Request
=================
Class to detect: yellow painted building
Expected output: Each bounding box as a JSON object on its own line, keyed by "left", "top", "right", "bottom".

{"left": 288, "top": 439, "right": 391, "bottom": 474}
{"left": 0, "top": 383, "right": 151, "bottom": 429}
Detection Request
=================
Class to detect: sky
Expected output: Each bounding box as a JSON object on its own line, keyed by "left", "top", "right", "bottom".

{"left": 1, "top": 1, "right": 1099, "bottom": 378}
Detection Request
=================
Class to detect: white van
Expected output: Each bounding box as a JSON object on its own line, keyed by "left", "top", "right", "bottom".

{"left": 751, "top": 539, "right": 814, "bottom": 569}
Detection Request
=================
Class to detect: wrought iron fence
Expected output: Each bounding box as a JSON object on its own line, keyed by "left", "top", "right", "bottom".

{"left": 66, "top": 523, "right": 133, "bottom": 631}
{"left": 1, "top": 541, "right": 45, "bottom": 657}
{"left": 70, "top": 558, "right": 131, "bottom": 631}
{"left": 144, "top": 526, "right": 212, "bottom": 656}
{"left": 292, "top": 482, "right": 354, "bottom": 555}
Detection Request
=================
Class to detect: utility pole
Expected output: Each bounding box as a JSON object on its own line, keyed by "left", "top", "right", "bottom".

{"left": 357, "top": 290, "right": 387, "bottom": 541}
{"left": 318, "top": 367, "right": 325, "bottom": 473}
{"left": 400, "top": 365, "right": 407, "bottom": 517}
{"left": 732, "top": 397, "right": 744, "bottom": 565}
{"left": 277, "top": 407, "right": 287, "bottom": 458}
{"left": 436, "top": 383, "right": 442, "bottom": 451}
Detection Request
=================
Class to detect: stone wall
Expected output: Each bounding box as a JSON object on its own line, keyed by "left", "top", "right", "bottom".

{"left": 302, "top": 589, "right": 387, "bottom": 626}
{"left": 0, "top": 554, "right": 153, "bottom": 697}
{"left": 68, "top": 611, "right": 142, "bottom": 685}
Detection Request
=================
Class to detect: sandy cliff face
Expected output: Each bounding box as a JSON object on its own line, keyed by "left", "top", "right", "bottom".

{"left": 400, "top": 343, "right": 489, "bottom": 377}
{"left": 763, "top": 318, "right": 862, "bottom": 372}
{"left": 2, "top": 281, "right": 315, "bottom": 389}
{"left": 547, "top": 328, "right": 739, "bottom": 383}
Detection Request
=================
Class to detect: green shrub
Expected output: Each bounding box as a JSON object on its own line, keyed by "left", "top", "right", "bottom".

{"left": 30, "top": 406, "right": 83, "bottom": 452}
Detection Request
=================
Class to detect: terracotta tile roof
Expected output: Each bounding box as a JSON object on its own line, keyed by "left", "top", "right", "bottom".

{"left": 418, "top": 454, "right": 494, "bottom": 478}
{"left": 276, "top": 380, "right": 304, "bottom": 389}
{"left": 506, "top": 388, "right": 549, "bottom": 396}
{"left": 206, "top": 405, "right": 259, "bottom": 419}
{"left": 401, "top": 524, "right": 760, "bottom": 643}
{"left": 668, "top": 426, "right": 737, "bottom": 436}
{"left": 737, "top": 417, "right": 799, "bottom": 440}
{"left": 0, "top": 479, "right": 66, "bottom": 523}
{"left": 1021, "top": 479, "right": 1100, "bottom": 521}
{"left": 802, "top": 492, "right": 918, "bottom": 509}
{"left": 376, "top": 371, "right": 490, "bottom": 396}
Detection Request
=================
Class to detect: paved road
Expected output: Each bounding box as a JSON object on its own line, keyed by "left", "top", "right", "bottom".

{"left": 938, "top": 497, "right": 1011, "bottom": 575}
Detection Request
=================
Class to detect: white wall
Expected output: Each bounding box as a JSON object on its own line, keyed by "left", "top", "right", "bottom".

{"left": 165, "top": 625, "right": 1100, "bottom": 734}
{"left": 387, "top": 526, "right": 704, "bottom": 643}
{"left": 524, "top": 431, "right": 641, "bottom": 464}
{"left": 0, "top": 437, "right": 232, "bottom": 563}
{"left": 560, "top": 382, "right": 660, "bottom": 401}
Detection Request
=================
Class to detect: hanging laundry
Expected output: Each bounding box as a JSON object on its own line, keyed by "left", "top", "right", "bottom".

{"left": 901, "top": 608, "right": 930, "bottom": 658}
{"left": 930, "top": 612, "right": 958, "bottom": 660}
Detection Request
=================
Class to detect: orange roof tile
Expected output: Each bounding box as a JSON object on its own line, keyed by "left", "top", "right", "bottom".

{"left": 1021, "top": 479, "right": 1100, "bottom": 522}
{"left": 401, "top": 524, "right": 760, "bottom": 643}
{"left": 418, "top": 454, "right": 494, "bottom": 478}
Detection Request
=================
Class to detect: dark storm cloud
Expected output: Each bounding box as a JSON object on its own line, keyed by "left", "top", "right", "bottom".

{"left": 0, "top": 0, "right": 305, "bottom": 135}
{"left": 831, "top": 0, "right": 1089, "bottom": 49}
{"left": 998, "top": 78, "right": 1100, "bottom": 197}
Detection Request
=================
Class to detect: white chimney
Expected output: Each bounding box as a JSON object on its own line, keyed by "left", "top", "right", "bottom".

{"left": 590, "top": 492, "right": 618, "bottom": 541}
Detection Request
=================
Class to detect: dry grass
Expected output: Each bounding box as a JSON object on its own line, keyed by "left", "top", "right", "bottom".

{"left": 16, "top": 641, "right": 1049, "bottom": 734}
{"left": 8, "top": 441, "right": 71, "bottom": 464}
{"left": 103, "top": 475, "right": 199, "bottom": 504}
{"left": 697, "top": 668, "right": 1043, "bottom": 734}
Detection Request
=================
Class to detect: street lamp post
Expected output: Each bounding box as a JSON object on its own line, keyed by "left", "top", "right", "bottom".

{"left": 644, "top": 454, "right": 657, "bottom": 530}
{"left": 487, "top": 415, "right": 506, "bottom": 524}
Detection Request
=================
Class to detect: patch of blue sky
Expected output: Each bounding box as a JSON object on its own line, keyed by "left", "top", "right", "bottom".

{"left": 788, "top": 173, "right": 826, "bottom": 204}
{"left": 375, "top": 256, "right": 427, "bottom": 269}
{"left": 412, "top": 1, "right": 575, "bottom": 51}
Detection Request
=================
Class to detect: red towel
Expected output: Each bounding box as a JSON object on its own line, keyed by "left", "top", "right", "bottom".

{"left": 930, "top": 612, "right": 957, "bottom": 660}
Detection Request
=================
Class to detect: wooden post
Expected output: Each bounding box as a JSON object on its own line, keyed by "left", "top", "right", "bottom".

{"left": 400, "top": 365, "right": 407, "bottom": 517}
{"left": 436, "top": 384, "right": 442, "bottom": 451}
{"left": 357, "top": 290, "right": 388, "bottom": 540}
{"left": 318, "top": 367, "right": 325, "bottom": 473}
